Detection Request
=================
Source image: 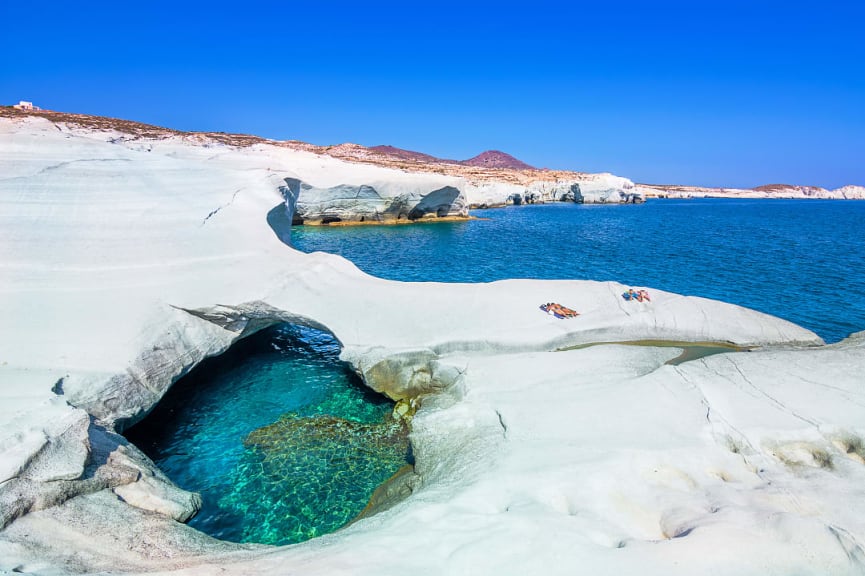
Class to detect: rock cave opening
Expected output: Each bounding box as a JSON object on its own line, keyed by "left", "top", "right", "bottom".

{"left": 124, "top": 323, "right": 412, "bottom": 546}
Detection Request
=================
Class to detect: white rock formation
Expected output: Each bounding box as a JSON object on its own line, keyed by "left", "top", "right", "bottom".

{"left": 286, "top": 175, "right": 467, "bottom": 225}
{"left": 1, "top": 115, "right": 864, "bottom": 575}
{"left": 465, "top": 173, "right": 641, "bottom": 207}
{"left": 638, "top": 182, "right": 865, "bottom": 200}
{"left": 463, "top": 181, "right": 527, "bottom": 207}
{"left": 835, "top": 185, "right": 865, "bottom": 199}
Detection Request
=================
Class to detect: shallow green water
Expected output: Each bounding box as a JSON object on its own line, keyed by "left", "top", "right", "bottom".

{"left": 126, "top": 323, "right": 410, "bottom": 546}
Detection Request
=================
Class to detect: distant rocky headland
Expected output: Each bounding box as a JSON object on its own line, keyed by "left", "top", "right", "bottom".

{"left": 638, "top": 182, "right": 865, "bottom": 200}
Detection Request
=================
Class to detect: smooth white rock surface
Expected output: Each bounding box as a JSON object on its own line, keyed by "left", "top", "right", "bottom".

{"left": 286, "top": 175, "right": 467, "bottom": 224}
{"left": 464, "top": 173, "right": 641, "bottom": 207}
{"left": 1, "top": 115, "right": 862, "bottom": 575}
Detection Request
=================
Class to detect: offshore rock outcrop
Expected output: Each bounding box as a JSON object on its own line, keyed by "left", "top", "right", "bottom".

{"left": 282, "top": 177, "right": 467, "bottom": 225}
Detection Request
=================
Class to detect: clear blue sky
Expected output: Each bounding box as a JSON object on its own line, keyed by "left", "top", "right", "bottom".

{"left": 2, "top": 1, "right": 863, "bottom": 188}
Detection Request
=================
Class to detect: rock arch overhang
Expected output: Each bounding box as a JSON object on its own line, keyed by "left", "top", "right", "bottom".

{"left": 2, "top": 298, "right": 455, "bottom": 539}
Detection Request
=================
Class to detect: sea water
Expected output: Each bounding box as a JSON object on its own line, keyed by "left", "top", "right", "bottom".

{"left": 291, "top": 199, "right": 865, "bottom": 344}
{"left": 126, "top": 324, "right": 410, "bottom": 546}
{"left": 130, "top": 198, "right": 864, "bottom": 547}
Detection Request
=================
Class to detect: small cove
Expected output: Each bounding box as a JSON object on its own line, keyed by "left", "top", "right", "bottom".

{"left": 126, "top": 323, "right": 411, "bottom": 546}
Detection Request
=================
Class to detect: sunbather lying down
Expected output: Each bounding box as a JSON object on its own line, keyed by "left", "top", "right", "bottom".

{"left": 622, "top": 288, "right": 651, "bottom": 302}
{"left": 540, "top": 302, "right": 580, "bottom": 319}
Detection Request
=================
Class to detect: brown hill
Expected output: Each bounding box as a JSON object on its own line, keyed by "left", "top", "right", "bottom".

{"left": 369, "top": 145, "right": 443, "bottom": 164}
{"left": 461, "top": 150, "right": 535, "bottom": 170}
{"left": 370, "top": 145, "right": 536, "bottom": 170}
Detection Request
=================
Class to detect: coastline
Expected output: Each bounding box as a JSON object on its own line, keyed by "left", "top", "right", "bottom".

{"left": 301, "top": 214, "right": 478, "bottom": 226}
{"left": 1, "top": 111, "right": 864, "bottom": 575}
{"left": 638, "top": 183, "right": 865, "bottom": 200}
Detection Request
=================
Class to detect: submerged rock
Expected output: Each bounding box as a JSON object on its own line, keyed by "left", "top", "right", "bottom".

{"left": 235, "top": 414, "right": 411, "bottom": 545}
{"left": 244, "top": 413, "right": 409, "bottom": 457}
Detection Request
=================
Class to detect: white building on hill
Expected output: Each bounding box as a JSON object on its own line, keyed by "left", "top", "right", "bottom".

{"left": 12, "top": 100, "right": 40, "bottom": 110}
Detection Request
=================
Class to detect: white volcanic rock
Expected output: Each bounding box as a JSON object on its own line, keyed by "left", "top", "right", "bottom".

{"left": 553, "top": 173, "right": 641, "bottom": 203}
{"left": 836, "top": 185, "right": 865, "bottom": 199}
{"left": 463, "top": 181, "right": 526, "bottom": 207}
{"left": 464, "top": 174, "right": 641, "bottom": 207}
{"left": 639, "top": 182, "right": 865, "bottom": 200}
{"left": 2, "top": 114, "right": 864, "bottom": 575}
{"left": 285, "top": 175, "right": 467, "bottom": 225}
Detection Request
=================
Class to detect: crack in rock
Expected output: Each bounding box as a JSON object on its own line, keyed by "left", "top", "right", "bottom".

{"left": 201, "top": 188, "right": 243, "bottom": 226}
{"left": 495, "top": 409, "right": 509, "bottom": 439}
{"left": 722, "top": 356, "right": 820, "bottom": 428}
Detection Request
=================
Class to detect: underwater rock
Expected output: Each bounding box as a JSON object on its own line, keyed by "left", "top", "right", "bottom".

{"left": 245, "top": 414, "right": 408, "bottom": 460}
{"left": 237, "top": 413, "right": 411, "bottom": 544}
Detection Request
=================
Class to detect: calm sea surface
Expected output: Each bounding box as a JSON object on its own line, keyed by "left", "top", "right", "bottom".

{"left": 292, "top": 199, "right": 865, "bottom": 344}
{"left": 130, "top": 198, "right": 864, "bottom": 547}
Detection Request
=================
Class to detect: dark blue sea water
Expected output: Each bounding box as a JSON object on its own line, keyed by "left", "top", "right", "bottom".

{"left": 291, "top": 199, "right": 865, "bottom": 344}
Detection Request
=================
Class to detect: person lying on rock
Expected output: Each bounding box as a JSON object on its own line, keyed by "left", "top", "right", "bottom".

{"left": 623, "top": 288, "right": 651, "bottom": 302}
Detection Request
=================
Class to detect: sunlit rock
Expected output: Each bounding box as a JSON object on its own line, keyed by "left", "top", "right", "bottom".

{"left": 464, "top": 173, "right": 641, "bottom": 207}
{"left": 284, "top": 177, "right": 468, "bottom": 225}
{"left": 0, "top": 112, "right": 861, "bottom": 575}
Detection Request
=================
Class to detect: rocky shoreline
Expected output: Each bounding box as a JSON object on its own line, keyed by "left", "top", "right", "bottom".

{"left": 638, "top": 182, "right": 865, "bottom": 200}
{"left": 1, "top": 111, "right": 864, "bottom": 575}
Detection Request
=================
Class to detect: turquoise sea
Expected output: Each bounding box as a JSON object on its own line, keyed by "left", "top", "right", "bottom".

{"left": 130, "top": 198, "right": 865, "bottom": 547}
{"left": 127, "top": 324, "right": 409, "bottom": 546}
{"left": 292, "top": 199, "right": 865, "bottom": 344}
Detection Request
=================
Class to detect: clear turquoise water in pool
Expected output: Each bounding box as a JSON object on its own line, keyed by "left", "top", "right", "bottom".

{"left": 126, "top": 324, "right": 409, "bottom": 546}
{"left": 291, "top": 199, "right": 865, "bottom": 343}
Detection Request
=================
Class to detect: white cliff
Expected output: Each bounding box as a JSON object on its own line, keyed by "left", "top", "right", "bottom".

{"left": 1, "top": 112, "right": 864, "bottom": 575}
{"left": 638, "top": 182, "right": 865, "bottom": 200}
{"left": 287, "top": 176, "right": 466, "bottom": 225}
{"left": 465, "top": 173, "right": 641, "bottom": 207}
{"left": 835, "top": 185, "right": 865, "bottom": 199}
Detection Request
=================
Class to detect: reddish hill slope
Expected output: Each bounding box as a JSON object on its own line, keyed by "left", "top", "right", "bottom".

{"left": 461, "top": 150, "right": 535, "bottom": 170}
{"left": 370, "top": 145, "right": 535, "bottom": 170}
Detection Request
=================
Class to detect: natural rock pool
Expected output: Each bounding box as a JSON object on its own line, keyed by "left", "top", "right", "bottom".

{"left": 126, "top": 323, "right": 411, "bottom": 546}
